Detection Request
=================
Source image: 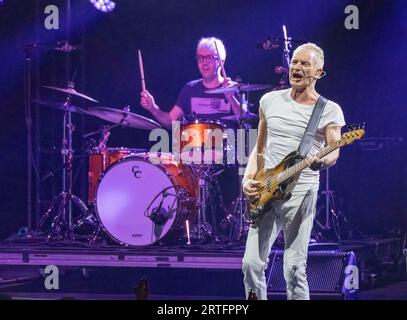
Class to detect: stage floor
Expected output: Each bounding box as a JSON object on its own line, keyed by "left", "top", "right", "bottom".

{"left": 0, "top": 236, "right": 404, "bottom": 300}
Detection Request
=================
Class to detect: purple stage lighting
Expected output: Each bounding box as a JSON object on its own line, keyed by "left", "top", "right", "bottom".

{"left": 89, "top": 0, "right": 116, "bottom": 13}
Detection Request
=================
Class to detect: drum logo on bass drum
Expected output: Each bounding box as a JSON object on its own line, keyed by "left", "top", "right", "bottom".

{"left": 132, "top": 165, "right": 142, "bottom": 178}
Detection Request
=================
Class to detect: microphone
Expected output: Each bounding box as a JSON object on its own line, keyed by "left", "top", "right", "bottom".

{"left": 149, "top": 190, "right": 172, "bottom": 225}
{"left": 256, "top": 37, "right": 280, "bottom": 50}
{"left": 274, "top": 66, "right": 288, "bottom": 74}
{"left": 304, "top": 71, "right": 327, "bottom": 80}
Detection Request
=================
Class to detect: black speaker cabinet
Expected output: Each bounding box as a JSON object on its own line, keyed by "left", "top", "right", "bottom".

{"left": 266, "top": 250, "right": 358, "bottom": 300}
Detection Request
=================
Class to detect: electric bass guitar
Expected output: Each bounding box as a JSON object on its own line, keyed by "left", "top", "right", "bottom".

{"left": 246, "top": 126, "right": 365, "bottom": 222}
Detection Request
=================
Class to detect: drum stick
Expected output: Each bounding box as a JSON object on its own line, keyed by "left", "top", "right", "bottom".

{"left": 214, "top": 41, "right": 227, "bottom": 80}
{"left": 138, "top": 49, "right": 146, "bottom": 92}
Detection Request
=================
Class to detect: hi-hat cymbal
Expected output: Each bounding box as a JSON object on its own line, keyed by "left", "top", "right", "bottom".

{"left": 205, "top": 83, "right": 274, "bottom": 94}
{"left": 32, "top": 98, "right": 90, "bottom": 114}
{"left": 86, "top": 106, "right": 162, "bottom": 130}
{"left": 221, "top": 112, "right": 259, "bottom": 122}
{"left": 43, "top": 85, "right": 98, "bottom": 103}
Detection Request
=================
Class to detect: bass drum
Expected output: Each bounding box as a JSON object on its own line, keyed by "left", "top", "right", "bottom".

{"left": 88, "top": 147, "right": 146, "bottom": 204}
{"left": 95, "top": 153, "right": 198, "bottom": 246}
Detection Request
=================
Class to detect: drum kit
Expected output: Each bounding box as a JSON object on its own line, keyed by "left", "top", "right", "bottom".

{"left": 25, "top": 24, "right": 310, "bottom": 247}
{"left": 34, "top": 81, "right": 274, "bottom": 247}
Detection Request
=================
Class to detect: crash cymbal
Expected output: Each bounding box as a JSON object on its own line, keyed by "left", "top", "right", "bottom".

{"left": 86, "top": 106, "right": 162, "bottom": 130}
{"left": 42, "top": 85, "right": 98, "bottom": 103}
{"left": 205, "top": 83, "right": 274, "bottom": 94}
{"left": 221, "top": 112, "right": 259, "bottom": 122}
{"left": 32, "top": 98, "right": 90, "bottom": 114}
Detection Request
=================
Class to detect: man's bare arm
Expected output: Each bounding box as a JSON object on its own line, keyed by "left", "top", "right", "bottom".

{"left": 243, "top": 108, "right": 267, "bottom": 198}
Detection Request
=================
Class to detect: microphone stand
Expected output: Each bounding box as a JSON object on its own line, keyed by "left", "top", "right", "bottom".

{"left": 24, "top": 45, "right": 34, "bottom": 237}
{"left": 282, "top": 25, "right": 292, "bottom": 85}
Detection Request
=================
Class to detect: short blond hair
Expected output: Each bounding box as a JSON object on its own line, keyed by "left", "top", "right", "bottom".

{"left": 293, "top": 42, "right": 324, "bottom": 69}
{"left": 197, "top": 37, "right": 226, "bottom": 61}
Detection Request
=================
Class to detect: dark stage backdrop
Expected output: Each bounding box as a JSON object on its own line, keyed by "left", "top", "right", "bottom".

{"left": 0, "top": 0, "right": 406, "bottom": 240}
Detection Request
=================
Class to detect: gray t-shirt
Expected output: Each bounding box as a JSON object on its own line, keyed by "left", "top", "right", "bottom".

{"left": 259, "top": 88, "right": 346, "bottom": 195}
{"left": 176, "top": 79, "right": 232, "bottom": 120}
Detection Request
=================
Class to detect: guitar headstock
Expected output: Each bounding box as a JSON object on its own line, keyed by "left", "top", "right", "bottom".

{"left": 341, "top": 123, "right": 365, "bottom": 145}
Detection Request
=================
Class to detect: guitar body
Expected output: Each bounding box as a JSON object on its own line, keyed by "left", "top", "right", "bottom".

{"left": 247, "top": 151, "right": 301, "bottom": 222}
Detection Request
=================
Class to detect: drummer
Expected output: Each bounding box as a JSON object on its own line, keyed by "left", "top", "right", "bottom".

{"left": 140, "top": 37, "right": 245, "bottom": 129}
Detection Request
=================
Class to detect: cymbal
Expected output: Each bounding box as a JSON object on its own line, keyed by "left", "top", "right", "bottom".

{"left": 205, "top": 83, "right": 274, "bottom": 94}
{"left": 32, "top": 98, "right": 90, "bottom": 114}
{"left": 86, "top": 106, "right": 162, "bottom": 130}
{"left": 43, "top": 85, "right": 98, "bottom": 103}
{"left": 221, "top": 112, "right": 259, "bottom": 122}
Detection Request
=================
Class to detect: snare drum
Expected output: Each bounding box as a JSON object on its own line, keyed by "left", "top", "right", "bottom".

{"left": 88, "top": 147, "right": 145, "bottom": 203}
{"left": 177, "top": 119, "right": 235, "bottom": 165}
{"left": 95, "top": 153, "right": 198, "bottom": 246}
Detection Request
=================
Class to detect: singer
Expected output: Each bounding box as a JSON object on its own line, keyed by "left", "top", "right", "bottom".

{"left": 241, "top": 43, "right": 346, "bottom": 300}
{"left": 139, "top": 37, "right": 243, "bottom": 129}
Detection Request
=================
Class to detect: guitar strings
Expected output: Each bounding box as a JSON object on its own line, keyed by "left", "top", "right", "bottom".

{"left": 249, "top": 131, "right": 361, "bottom": 198}
{"left": 255, "top": 139, "right": 343, "bottom": 195}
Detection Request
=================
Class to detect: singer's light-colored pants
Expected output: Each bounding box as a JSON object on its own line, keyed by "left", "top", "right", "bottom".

{"left": 242, "top": 190, "right": 317, "bottom": 300}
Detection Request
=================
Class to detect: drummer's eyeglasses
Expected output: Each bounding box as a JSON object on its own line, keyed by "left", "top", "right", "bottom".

{"left": 196, "top": 55, "right": 218, "bottom": 63}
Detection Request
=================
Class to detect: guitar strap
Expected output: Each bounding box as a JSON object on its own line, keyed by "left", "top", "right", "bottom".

{"left": 297, "top": 95, "right": 328, "bottom": 158}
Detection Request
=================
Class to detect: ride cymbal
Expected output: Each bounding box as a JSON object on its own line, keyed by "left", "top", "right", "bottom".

{"left": 86, "top": 106, "right": 162, "bottom": 130}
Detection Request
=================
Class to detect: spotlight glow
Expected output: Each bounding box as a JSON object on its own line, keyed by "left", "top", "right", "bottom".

{"left": 89, "top": 0, "right": 116, "bottom": 13}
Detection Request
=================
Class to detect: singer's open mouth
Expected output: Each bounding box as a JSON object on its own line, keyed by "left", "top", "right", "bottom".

{"left": 292, "top": 73, "right": 303, "bottom": 79}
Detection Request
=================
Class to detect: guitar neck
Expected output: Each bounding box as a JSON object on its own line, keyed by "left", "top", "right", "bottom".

{"left": 276, "top": 140, "right": 342, "bottom": 184}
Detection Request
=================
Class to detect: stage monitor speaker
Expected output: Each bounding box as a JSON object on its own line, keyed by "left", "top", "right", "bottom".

{"left": 266, "top": 250, "right": 357, "bottom": 300}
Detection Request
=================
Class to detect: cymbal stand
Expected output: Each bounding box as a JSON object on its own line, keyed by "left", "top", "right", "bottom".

{"left": 37, "top": 83, "right": 89, "bottom": 240}
{"left": 230, "top": 90, "right": 251, "bottom": 242}
{"left": 191, "top": 165, "right": 213, "bottom": 241}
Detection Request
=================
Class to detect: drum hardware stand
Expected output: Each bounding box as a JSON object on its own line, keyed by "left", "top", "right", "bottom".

{"left": 229, "top": 164, "right": 249, "bottom": 242}
{"left": 83, "top": 122, "right": 124, "bottom": 161}
{"left": 229, "top": 91, "right": 252, "bottom": 242}
{"left": 195, "top": 167, "right": 212, "bottom": 240}
{"left": 88, "top": 225, "right": 106, "bottom": 246}
{"left": 189, "top": 165, "right": 221, "bottom": 242}
{"left": 83, "top": 122, "right": 123, "bottom": 143}
{"left": 36, "top": 83, "right": 89, "bottom": 241}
